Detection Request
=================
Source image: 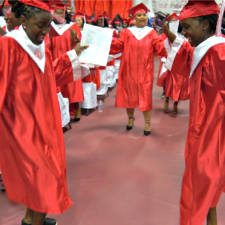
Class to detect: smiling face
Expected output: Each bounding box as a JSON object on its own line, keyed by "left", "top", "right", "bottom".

{"left": 75, "top": 17, "right": 83, "bottom": 28}
{"left": 5, "top": 12, "right": 21, "bottom": 31}
{"left": 135, "top": 12, "right": 147, "bottom": 28}
{"left": 20, "top": 11, "right": 52, "bottom": 45}
{"left": 180, "top": 17, "right": 210, "bottom": 47}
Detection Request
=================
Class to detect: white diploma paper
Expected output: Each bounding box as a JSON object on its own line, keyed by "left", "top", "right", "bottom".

{"left": 80, "top": 24, "right": 113, "bottom": 66}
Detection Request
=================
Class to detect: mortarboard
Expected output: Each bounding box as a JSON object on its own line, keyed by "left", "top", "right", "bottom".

{"left": 127, "top": 3, "right": 150, "bottom": 17}
{"left": 18, "top": 0, "right": 62, "bottom": 13}
{"left": 179, "top": 0, "right": 219, "bottom": 21}
{"left": 166, "top": 13, "right": 179, "bottom": 21}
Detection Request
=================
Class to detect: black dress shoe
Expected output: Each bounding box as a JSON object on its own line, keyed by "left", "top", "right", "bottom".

{"left": 144, "top": 130, "right": 151, "bottom": 136}
{"left": 126, "top": 117, "right": 135, "bottom": 130}
{"left": 22, "top": 218, "right": 57, "bottom": 225}
{"left": 74, "top": 118, "right": 81, "bottom": 122}
{"left": 0, "top": 184, "right": 5, "bottom": 192}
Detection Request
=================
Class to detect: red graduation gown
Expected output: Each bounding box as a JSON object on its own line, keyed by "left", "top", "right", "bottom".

{"left": 50, "top": 24, "right": 84, "bottom": 103}
{"left": 156, "top": 33, "right": 167, "bottom": 87}
{"left": 164, "top": 70, "right": 190, "bottom": 101}
{"left": 169, "top": 39, "right": 225, "bottom": 225}
{"left": 110, "top": 28, "right": 167, "bottom": 111}
{"left": 0, "top": 37, "right": 74, "bottom": 214}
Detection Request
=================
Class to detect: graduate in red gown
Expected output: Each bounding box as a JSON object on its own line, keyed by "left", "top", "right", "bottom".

{"left": 50, "top": 4, "right": 84, "bottom": 122}
{"left": 126, "top": 17, "right": 135, "bottom": 27}
{"left": 162, "top": 1, "right": 225, "bottom": 224}
{"left": 74, "top": 11, "right": 85, "bottom": 34}
{"left": 162, "top": 13, "right": 190, "bottom": 114}
{"left": 0, "top": 0, "right": 87, "bottom": 224}
{"left": 0, "top": 0, "right": 11, "bottom": 36}
{"left": 110, "top": 3, "right": 167, "bottom": 136}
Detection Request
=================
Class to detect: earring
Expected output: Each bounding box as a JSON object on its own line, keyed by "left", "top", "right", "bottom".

{"left": 23, "top": 26, "right": 26, "bottom": 29}
{"left": 203, "top": 28, "right": 206, "bottom": 30}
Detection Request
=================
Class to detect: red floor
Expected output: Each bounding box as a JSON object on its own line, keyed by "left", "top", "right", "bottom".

{"left": 1, "top": 58, "right": 225, "bottom": 225}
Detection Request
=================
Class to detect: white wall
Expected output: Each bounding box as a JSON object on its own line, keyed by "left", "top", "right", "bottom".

{"left": 133, "top": 0, "right": 224, "bottom": 15}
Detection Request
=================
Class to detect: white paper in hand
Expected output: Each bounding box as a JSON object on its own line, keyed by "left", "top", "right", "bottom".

{"left": 169, "top": 20, "right": 179, "bottom": 36}
{"left": 80, "top": 24, "right": 113, "bottom": 66}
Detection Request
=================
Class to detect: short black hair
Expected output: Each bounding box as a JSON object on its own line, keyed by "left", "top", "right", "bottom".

{"left": 196, "top": 14, "right": 218, "bottom": 33}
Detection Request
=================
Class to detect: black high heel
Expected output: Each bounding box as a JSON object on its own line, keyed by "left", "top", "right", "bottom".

{"left": 144, "top": 120, "right": 151, "bottom": 136}
{"left": 74, "top": 118, "right": 81, "bottom": 122}
{"left": 126, "top": 117, "right": 135, "bottom": 130}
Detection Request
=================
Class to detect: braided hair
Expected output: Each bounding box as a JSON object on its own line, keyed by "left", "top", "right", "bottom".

{"left": 9, "top": 0, "right": 46, "bottom": 19}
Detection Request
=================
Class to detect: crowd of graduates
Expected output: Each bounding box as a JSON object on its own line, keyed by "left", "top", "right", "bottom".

{"left": 0, "top": 0, "right": 225, "bottom": 225}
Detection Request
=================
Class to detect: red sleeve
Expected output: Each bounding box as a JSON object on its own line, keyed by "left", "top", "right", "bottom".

{"left": 51, "top": 50, "right": 81, "bottom": 87}
{"left": 151, "top": 29, "right": 167, "bottom": 58}
{"left": 0, "top": 38, "right": 14, "bottom": 113}
{"left": 113, "top": 30, "right": 118, "bottom": 38}
{"left": 165, "top": 37, "right": 193, "bottom": 78}
{"left": 71, "top": 23, "right": 82, "bottom": 40}
{"left": 109, "top": 30, "right": 125, "bottom": 54}
{"left": 207, "top": 44, "right": 225, "bottom": 100}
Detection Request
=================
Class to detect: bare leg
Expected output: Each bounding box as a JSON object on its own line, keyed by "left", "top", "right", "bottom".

{"left": 173, "top": 101, "right": 178, "bottom": 114}
{"left": 126, "top": 108, "right": 135, "bottom": 128}
{"left": 75, "top": 102, "right": 81, "bottom": 119}
{"left": 143, "top": 110, "right": 151, "bottom": 132}
{"left": 23, "top": 208, "right": 34, "bottom": 224}
{"left": 32, "top": 211, "right": 46, "bottom": 225}
{"left": 164, "top": 97, "right": 169, "bottom": 113}
{"left": 161, "top": 87, "right": 165, "bottom": 99}
{"left": 207, "top": 207, "right": 217, "bottom": 225}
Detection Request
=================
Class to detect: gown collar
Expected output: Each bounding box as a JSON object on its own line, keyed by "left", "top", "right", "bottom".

{"left": 6, "top": 26, "right": 46, "bottom": 73}
{"left": 190, "top": 35, "right": 225, "bottom": 78}
{"left": 127, "top": 26, "right": 153, "bottom": 40}
{"left": 51, "top": 21, "right": 74, "bottom": 36}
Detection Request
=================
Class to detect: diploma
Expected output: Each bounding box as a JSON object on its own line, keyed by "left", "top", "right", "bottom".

{"left": 80, "top": 24, "right": 113, "bottom": 66}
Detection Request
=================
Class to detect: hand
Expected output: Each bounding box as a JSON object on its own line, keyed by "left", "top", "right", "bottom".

{"left": 70, "top": 29, "right": 80, "bottom": 44}
{"left": 159, "top": 20, "right": 176, "bottom": 44}
{"left": 75, "top": 43, "right": 89, "bottom": 55}
{"left": 0, "top": 27, "right": 6, "bottom": 35}
{"left": 159, "top": 20, "right": 169, "bottom": 35}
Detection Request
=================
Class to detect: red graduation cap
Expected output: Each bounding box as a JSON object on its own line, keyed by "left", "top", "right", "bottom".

{"left": 19, "top": 0, "right": 63, "bottom": 13}
{"left": 3, "top": 0, "right": 11, "bottom": 6}
{"left": 97, "top": 14, "right": 108, "bottom": 20}
{"left": 73, "top": 11, "right": 85, "bottom": 19}
{"left": 179, "top": 0, "right": 220, "bottom": 21}
{"left": 127, "top": 3, "right": 150, "bottom": 17}
{"left": 112, "top": 19, "right": 121, "bottom": 24}
{"left": 54, "top": 2, "right": 66, "bottom": 10}
{"left": 86, "top": 16, "right": 92, "bottom": 23}
{"left": 123, "top": 19, "right": 128, "bottom": 24}
{"left": 166, "top": 13, "right": 178, "bottom": 21}
{"left": 127, "top": 17, "right": 135, "bottom": 26}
